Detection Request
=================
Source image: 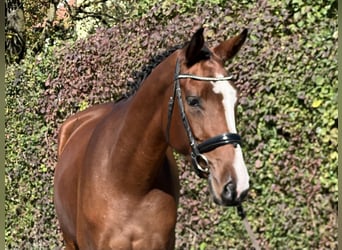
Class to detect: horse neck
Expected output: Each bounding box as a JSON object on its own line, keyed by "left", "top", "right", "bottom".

{"left": 130, "top": 51, "right": 179, "bottom": 148}
{"left": 112, "top": 51, "right": 179, "bottom": 190}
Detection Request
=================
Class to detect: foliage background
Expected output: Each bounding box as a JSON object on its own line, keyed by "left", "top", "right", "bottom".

{"left": 5, "top": 0, "right": 337, "bottom": 249}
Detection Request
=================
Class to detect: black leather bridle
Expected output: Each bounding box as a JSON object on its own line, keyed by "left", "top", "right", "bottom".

{"left": 167, "top": 60, "right": 242, "bottom": 178}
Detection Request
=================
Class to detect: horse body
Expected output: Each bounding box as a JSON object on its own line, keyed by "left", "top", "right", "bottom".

{"left": 55, "top": 51, "right": 181, "bottom": 249}
{"left": 54, "top": 28, "right": 249, "bottom": 249}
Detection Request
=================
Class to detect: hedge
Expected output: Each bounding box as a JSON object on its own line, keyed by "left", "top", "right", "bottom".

{"left": 5, "top": 1, "right": 337, "bottom": 249}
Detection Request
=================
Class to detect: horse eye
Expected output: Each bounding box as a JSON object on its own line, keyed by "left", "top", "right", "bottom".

{"left": 186, "top": 96, "right": 201, "bottom": 107}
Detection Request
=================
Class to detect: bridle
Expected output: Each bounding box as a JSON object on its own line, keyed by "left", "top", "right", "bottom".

{"left": 167, "top": 59, "right": 261, "bottom": 249}
{"left": 167, "top": 59, "right": 242, "bottom": 178}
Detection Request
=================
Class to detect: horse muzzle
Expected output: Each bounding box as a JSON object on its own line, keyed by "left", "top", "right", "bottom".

{"left": 209, "top": 174, "right": 249, "bottom": 207}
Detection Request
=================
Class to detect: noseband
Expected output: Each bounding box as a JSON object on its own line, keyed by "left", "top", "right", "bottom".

{"left": 167, "top": 60, "right": 242, "bottom": 178}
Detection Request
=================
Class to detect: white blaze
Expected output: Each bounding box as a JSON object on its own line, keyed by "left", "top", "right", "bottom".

{"left": 211, "top": 76, "right": 250, "bottom": 196}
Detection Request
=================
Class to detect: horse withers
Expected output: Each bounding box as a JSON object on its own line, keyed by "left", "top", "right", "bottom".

{"left": 54, "top": 27, "right": 250, "bottom": 250}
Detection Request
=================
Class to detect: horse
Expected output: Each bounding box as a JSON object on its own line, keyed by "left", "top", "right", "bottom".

{"left": 54, "top": 27, "right": 250, "bottom": 250}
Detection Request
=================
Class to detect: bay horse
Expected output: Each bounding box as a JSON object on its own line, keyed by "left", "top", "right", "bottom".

{"left": 54, "top": 27, "right": 250, "bottom": 250}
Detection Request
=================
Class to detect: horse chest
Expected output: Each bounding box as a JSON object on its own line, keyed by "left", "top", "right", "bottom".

{"left": 80, "top": 189, "right": 177, "bottom": 250}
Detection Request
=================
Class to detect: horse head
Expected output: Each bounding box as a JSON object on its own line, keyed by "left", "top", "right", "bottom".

{"left": 165, "top": 27, "right": 249, "bottom": 206}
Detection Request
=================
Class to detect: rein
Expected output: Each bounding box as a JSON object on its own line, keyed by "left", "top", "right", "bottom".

{"left": 237, "top": 205, "right": 262, "bottom": 250}
{"left": 167, "top": 59, "right": 242, "bottom": 178}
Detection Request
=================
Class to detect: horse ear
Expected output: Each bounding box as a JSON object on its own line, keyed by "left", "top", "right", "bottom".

{"left": 185, "top": 27, "right": 205, "bottom": 66}
{"left": 213, "top": 29, "right": 248, "bottom": 62}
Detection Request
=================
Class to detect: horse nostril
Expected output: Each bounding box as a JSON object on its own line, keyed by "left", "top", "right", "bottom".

{"left": 222, "top": 181, "right": 237, "bottom": 202}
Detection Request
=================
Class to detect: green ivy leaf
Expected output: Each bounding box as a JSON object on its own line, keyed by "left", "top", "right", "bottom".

{"left": 311, "top": 99, "right": 323, "bottom": 108}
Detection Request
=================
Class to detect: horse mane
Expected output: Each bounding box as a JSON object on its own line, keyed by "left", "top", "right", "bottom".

{"left": 123, "top": 44, "right": 183, "bottom": 99}
{"left": 122, "top": 42, "right": 211, "bottom": 99}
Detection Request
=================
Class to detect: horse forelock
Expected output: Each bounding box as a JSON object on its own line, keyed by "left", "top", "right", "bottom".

{"left": 185, "top": 44, "right": 212, "bottom": 67}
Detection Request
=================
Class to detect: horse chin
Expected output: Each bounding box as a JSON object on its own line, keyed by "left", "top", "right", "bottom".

{"left": 212, "top": 195, "right": 240, "bottom": 207}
